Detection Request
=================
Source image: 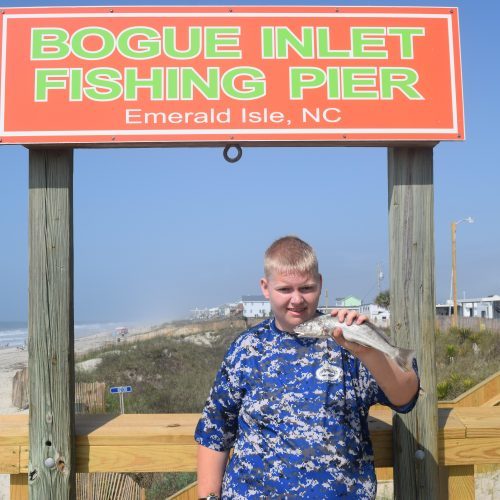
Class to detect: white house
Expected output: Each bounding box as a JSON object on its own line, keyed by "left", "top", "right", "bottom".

{"left": 436, "top": 295, "right": 500, "bottom": 319}
{"left": 359, "top": 303, "right": 390, "bottom": 327}
{"left": 242, "top": 295, "right": 271, "bottom": 318}
{"left": 318, "top": 302, "right": 390, "bottom": 327}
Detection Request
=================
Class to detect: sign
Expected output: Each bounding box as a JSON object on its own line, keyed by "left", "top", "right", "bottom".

{"left": 0, "top": 6, "right": 464, "bottom": 144}
{"left": 110, "top": 386, "right": 132, "bottom": 394}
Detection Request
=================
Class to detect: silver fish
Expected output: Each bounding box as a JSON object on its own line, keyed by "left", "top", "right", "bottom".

{"left": 293, "top": 315, "right": 415, "bottom": 372}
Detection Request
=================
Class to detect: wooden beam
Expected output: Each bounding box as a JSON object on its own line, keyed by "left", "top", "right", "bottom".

{"left": 10, "top": 473, "right": 28, "bottom": 500}
{"left": 388, "top": 147, "right": 439, "bottom": 499}
{"left": 28, "top": 149, "right": 75, "bottom": 499}
{"left": 0, "top": 446, "right": 19, "bottom": 474}
{"left": 439, "top": 465, "right": 475, "bottom": 500}
{"left": 1, "top": 409, "right": 499, "bottom": 477}
{"left": 76, "top": 444, "right": 198, "bottom": 473}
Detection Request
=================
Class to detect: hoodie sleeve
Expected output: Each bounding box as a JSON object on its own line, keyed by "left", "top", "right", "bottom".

{"left": 356, "top": 357, "right": 420, "bottom": 414}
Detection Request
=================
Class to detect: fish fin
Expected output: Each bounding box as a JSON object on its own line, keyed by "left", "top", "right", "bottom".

{"left": 394, "top": 347, "right": 416, "bottom": 372}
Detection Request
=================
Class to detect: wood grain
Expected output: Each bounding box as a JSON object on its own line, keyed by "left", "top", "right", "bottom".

{"left": 1, "top": 409, "right": 498, "bottom": 473}
{"left": 28, "top": 149, "right": 75, "bottom": 499}
{"left": 76, "top": 444, "right": 198, "bottom": 473}
{"left": 10, "top": 474, "right": 28, "bottom": 500}
{"left": 439, "top": 465, "right": 475, "bottom": 500}
{"left": 0, "top": 446, "right": 20, "bottom": 474}
{"left": 388, "top": 146, "right": 439, "bottom": 499}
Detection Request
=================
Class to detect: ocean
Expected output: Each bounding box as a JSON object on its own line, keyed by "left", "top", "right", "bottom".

{"left": 0, "top": 321, "right": 132, "bottom": 348}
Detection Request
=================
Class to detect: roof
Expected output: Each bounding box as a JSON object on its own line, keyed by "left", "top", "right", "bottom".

{"left": 436, "top": 295, "right": 500, "bottom": 307}
{"left": 241, "top": 295, "right": 268, "bottom": 302}
{"left": 456, "top": 295, "right": 500, "bottom": 303}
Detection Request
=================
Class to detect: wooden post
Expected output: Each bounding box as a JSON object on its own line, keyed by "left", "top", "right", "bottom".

{"left": 388, "top": 146, "right": 439, "bottom": 499}
{"left": 10, "top": 474, "right": 28, "bottom": 500}
{"left": 28, "top": 149, "right": 75, "bottom": 499}
{"left": 439, "top": 465, "right": 475, "bottom": 500}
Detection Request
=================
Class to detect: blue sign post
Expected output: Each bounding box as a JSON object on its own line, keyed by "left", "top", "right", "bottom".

{"left": 110, "top": 386, "right": 133, "bottom": 413}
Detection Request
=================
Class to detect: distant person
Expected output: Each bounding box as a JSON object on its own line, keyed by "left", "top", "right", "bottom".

{"left": 195, "top": 235, "right": 419, "bottom": 499}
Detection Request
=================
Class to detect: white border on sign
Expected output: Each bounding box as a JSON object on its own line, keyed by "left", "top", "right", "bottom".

{"left": 0, "top": 11, "right": 460, "bottom": 137}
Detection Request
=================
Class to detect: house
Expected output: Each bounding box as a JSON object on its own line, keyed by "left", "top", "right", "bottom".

{"left": 318, "top": 296, "right": 390, "bottom": 327}
{"left": 241, "top": 295, "right": 271, "bottom": 318}
{"left": 436, "top": 295, "right": 500, "bottom": 319}
{"left": 359, "top": 303, "right": 390, "bottom": 327}
{"left": 335, "top": 296, "right": 362, "bottom": 308}
{"left": 190, "top": 301, "right": 243, "bottom": 320}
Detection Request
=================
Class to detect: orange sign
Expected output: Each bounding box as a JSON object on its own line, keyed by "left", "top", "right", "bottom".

{"left": 0, "top": 6, "right": 464, "bottom": 145}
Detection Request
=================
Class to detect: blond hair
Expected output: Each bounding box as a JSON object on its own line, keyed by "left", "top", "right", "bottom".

{"left": 264, "top": 235, "right": 319, "bottom": 278}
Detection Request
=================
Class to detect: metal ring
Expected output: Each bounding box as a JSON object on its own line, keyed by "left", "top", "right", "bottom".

{"left": 223, "top": 144, "right": 242, "bottom": 163}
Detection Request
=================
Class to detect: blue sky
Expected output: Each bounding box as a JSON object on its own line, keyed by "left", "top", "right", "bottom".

{"left": 0, "top": 0, "right": 497, "bottom": 323}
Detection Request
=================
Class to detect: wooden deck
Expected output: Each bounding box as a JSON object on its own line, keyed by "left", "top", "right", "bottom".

{"left": 439, "top": 370, "right": 500, "bottom": 408}
{"left": 1, "top": 408, "right": 499, "bottom": 499}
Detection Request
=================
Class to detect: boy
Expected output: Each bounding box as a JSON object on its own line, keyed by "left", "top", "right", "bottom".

{"left": 195, "top": 236, "right": 419, "bottom": 499}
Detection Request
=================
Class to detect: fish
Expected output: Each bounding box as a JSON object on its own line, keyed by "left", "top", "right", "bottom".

{"left": 293, "top": 315, "right": 415, "bottom": 372}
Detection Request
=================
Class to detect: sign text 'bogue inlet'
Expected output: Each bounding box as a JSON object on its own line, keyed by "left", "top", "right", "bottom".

{"left": 0, "top": 6, "right": 464, "bottom": 145}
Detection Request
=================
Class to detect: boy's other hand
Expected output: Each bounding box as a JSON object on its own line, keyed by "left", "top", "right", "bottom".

{"left": 330, "top": 308, "right": 371, "bottom": 357}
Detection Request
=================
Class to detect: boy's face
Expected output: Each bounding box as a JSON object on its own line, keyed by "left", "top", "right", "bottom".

{"left": 260, "top": 271, "right": 322, "bottom": 333}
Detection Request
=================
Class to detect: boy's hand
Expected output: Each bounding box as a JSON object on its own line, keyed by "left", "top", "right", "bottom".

{"left": 331, "top": 310, "right": 419, "bottom": 407}
{"left": 330, "top": 308, "right": 372, "bottom": 358}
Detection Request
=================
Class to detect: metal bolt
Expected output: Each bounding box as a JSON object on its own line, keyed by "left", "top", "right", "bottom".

{"left": 111, "top": 136, "right": 116, "bottom": 141}
{"left": 342, "top": 135, "right": 347, "bottom": 139}
{"left": 415, "top": 449, "right": 425, "bottom": 461}
{"left": 109, "top": 9, "right": 114, "bottom": 13}
{"left": 44, "top": 457, "right": 56, "bottom": 468}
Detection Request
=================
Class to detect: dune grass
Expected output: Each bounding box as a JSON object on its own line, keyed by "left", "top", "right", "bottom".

{"left": 435, "top": 326, "right": 500, "bottom": 399}
{"left": 76, "top": 326, "right": 242, "bottom": 414}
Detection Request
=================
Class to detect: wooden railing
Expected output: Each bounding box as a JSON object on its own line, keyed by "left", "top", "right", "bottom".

{"left": 1, "top": 408, "right": 499, "bottom": 500}
{"left": 440, "top": 371, "right": 500, "bottom": 408}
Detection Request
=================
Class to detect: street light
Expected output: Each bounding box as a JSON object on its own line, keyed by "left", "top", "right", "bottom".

{"left": 451, "top": 217, "right": 474, "bottom": 327}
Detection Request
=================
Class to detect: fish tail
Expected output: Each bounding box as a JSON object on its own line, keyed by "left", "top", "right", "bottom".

{"left": 394, "top": 347, "right": 416, "bottom": 372}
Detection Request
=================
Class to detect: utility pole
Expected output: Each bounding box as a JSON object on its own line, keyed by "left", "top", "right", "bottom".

{"left": 377, "top": 263, "right": 384, "bottom": 294}
{"left": 451, "top": 222, "right": 457, "bottom": 327}
{"left": 451, "top": 217, "right": 474, "bottom": 327}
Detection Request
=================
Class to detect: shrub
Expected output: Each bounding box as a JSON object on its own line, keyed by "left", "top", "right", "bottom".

{"left": 446, "top": 345, "right": 457, "bottom": 359}
{"left": 437, "top": 381, "right": 451, "bottom": 399}
{"left": 146, "top": 472, "right": 196, "bottom": 499}
{"left": 459, "top": 327, "right": 474, "bottom": 342}
{"left": 462, "top": 378, "right": 475, "bottom": 390}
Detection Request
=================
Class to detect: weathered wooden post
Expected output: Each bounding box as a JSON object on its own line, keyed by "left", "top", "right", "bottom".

{"left": 388, "top": 146, "right": 439, "bottom": 499}
{"left": 28, "top": 148, "right": 75, "bottom": 499}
